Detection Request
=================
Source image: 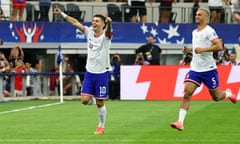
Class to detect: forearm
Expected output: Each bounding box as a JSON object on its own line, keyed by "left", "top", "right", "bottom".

{"left": 105, "top": 22, "right": 112, "bottom": 36}
{"left": 202, "top": 43, "right": 222, "bottom": 52}
{"left": 64, "top": 83, "right": 72, "bottom": 90}
{"left": 61, "top": 12, "right": 85, "bottom": 32}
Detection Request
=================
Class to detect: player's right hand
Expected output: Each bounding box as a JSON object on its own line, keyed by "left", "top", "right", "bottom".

{"left": 54, "top": 7, "right": 61, "bottom": 14}
{"left": 182, "top": 46, "right": 187, "bottom": 54}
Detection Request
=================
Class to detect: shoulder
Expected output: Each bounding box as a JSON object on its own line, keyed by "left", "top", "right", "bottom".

{"left": 154, "top": 44, "right": 161, "bottom": 48}
{"left": 206, "top": 25, "right": 216, "bottom": 32}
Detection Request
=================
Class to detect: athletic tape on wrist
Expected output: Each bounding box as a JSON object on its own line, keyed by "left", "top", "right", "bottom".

{"left": 61, "top": 12, "right": 67, "bottom": 18}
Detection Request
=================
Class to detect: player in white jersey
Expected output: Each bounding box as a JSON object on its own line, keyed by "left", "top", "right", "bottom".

{"left": 170, "top": 8, "right": 237, "bottom": 131}
{"left": 54, "top": 8, "right": 112, "bottom": 135}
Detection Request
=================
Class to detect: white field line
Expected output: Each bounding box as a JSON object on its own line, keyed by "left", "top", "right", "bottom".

{"left": 0, "top": 138, "right": 239, "bottom": 143}
{"left": 0, "top": 102, "right": 62, "bottom": 115}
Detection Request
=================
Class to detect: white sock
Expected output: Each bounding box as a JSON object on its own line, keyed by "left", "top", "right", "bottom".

{"left": 88, "top": 96, "right": 96, "bottom": 105}
{"left": 178, "top": 108, "right": 187, "bottom": 123}
{"left": 225, "top": 90, "right": 232, "bottom": 98}
{"left": 98, "top": 105, "right": 106, "bottom": 128}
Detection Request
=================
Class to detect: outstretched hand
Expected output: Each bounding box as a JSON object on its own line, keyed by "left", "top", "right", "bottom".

{"left": 54, "top": 7, "right": 62, "bottom": 14}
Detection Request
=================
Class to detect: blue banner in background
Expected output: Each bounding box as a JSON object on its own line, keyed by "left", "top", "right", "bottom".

{"left": 0, "top": 21, "right": 239, "bottom": 44}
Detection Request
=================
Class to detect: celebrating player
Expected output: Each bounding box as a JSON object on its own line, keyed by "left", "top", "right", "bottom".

{"left": 54, "top": 7, "right": 112, "bottom": 135}
{"left": 170, "top": 8, "right": 237, "bottom": 131}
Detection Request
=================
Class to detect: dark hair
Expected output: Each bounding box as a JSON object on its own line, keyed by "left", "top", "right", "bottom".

{"left": 93, "top": 14, "right": 106, "bottom": 29}
{"left": 32, "top": 59, "right": 40, "bottom": 68}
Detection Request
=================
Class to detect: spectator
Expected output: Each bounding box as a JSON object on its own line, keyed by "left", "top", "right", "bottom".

{"left": 0, "top": 1, "right": 2, "bottom": 20}
{"left": 225, "top": 0, "right": 240, "bottom": 23}
{"left": 49, "top": 64, "right": 59, "bottom": 96}
{"left": 63, "top": 56, "right": 73, "bottom": 72}
{"left": 32, "top": 59, "right": 42, "bottom": 96}
{"left": 213, "top": 38, "right": 230, "bottom": 65}
{"left": 61, "top": 63, "right": 81, "bottom": 96}
{"left": 224, "top": 53, "right": 240, "bottom": 65}
{"left": 231, "top": 34, "right": 240, "bottom": 60}
{"left": 63, "top": 64, "right": 76, "bottom": 95}
{"left": 192, "top": 0, "right": 200, "bottom": 23}
{"left": 0, "top": 39, "right": 3, "bottom": 45}
{"left": 13, "top": 59, "right": 25, "bottom": 97}
{"left": 9, "top": 44, "right": 24, "bottom": 68}
{"left": 74, "top": 73, "right": 81, "bottom": 95}
{"left": 208, "top": 0, "right": 223, "bottom": 23}
{"left": 134, "top": 53, "right": 150, "bottom": 65}
{"left": 109, "top": 53, "right": 121, "bottom": 100}
{"left": 11, "top": 0, "right": 26, "bottom": 21}
{"left": 179, "top": 52, "right": 192, "bottom": 66}
{"left": 128, "top": 0, "right": 147, "bottom": 22}
{"left": 135, "top": 35, "right": 162, "bottom": 65}
{"left": 159, "top": 0, "right": 177, "bottom": 23}
{"left": 24, "top": 61, "right": 34, "bottom": 96}
{"left": 38, "top": 0, "right": 51, "bottom": 21}
{"left": 0, "top": 52, "right": 10, "bottom": 97}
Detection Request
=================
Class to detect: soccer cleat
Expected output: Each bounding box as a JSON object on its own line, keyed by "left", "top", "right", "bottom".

{"left": 226, "top": 89, "right": 237, "bottom": 104}
{"left": 170, "top": 121, "right": 184, "bottom": 131}
{"left": 94, "top": 127, "right": 105, "bottom": 135}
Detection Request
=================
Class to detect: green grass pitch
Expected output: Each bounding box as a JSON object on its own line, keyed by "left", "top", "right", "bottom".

{"left": 0, "top": 99, "right": 239, "bottom": 144}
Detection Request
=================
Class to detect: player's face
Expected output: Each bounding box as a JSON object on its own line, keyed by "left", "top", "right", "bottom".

{"left": 195, "top": 10, "right": 207, "bottom": 24}
{"left": 91, "top": 17, "right": 104, "bottom": 32}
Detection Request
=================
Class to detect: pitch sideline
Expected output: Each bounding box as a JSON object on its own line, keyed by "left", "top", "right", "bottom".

{"left": 0, "top": 102, "right": 62, "bottom": 115}
{"left": 0, "top": 138, "right": 239, "bottom": 143}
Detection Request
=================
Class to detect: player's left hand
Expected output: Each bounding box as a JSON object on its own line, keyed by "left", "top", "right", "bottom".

{"left": 195, "top": 47, "right": 202, "bottom": 54}
{"left": 105, "top": 17, "right": 112, "bottom": 24}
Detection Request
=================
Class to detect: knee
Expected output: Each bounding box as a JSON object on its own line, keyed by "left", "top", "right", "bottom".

{"left": 183, "top": 89, "right": 194, "bottom": 99}
{"left": 82, "top": 100, "right": 88, "bottom": 105}
{"left": 80, "top": 96, "right": 89, "bottom": 105}
{"left": 212, "top": 96, "right": 219, "bottom": 102}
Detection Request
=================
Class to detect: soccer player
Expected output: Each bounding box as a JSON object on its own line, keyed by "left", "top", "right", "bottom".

{"left": 170, "top": 8, "right": 237, "bottom": 131}
{"left": 54, "top": 8, "right": 113, "bottom": 135}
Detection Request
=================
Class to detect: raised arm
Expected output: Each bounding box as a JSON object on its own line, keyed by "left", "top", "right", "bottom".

{"left": 54, "top": 7, "right": 85, "bottom": 33}
{"left": 104, "top": 16, "right": 113, "bottom": 38}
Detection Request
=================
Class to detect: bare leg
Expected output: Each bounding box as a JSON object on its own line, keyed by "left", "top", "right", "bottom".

{"left": 140, "top": 15, "right": 146, "bottom": 23}
{"left": 131, "top": 15, "right": 137, "bottom": 22}
{"left": 12, "top": 8, "right": 18, "bottom": 21}
{"left": 19, "top": 8, "right": 25, "bottom": 21}
{"left": 170, "top": 82, "right": 198, "bottom": 131}
{"left": 160, "top": 10, "right": 171, "bottom": 23}
{"left": 180, "top": 82, "right": 198, "bottom": 111}
{"left": 96, "top": 99, "right": 106, "bottom": 128}
{"left": 209, "top": 88, "right": 226, "bottom": 101}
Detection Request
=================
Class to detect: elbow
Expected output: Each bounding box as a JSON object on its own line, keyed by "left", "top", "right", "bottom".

{"left": 217, "top": 45, "right": 223, "bottom": 51}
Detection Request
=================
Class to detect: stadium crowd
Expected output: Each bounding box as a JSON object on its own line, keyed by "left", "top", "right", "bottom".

{"left": 0, "top": 0, "right": 239, "bottom": 23}
{"left": 0, "top": 44, "right": 83, "bottom": 97}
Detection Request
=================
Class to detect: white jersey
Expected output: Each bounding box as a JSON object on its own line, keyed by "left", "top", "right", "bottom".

{"left": 208, "top": 0, "right": 223, "bottom": 7}
{"left": 191, "top": 25, "right": 218, "bottom": 72}
{"left": 84, "top": 26, "right": 111, "bottom": 74}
